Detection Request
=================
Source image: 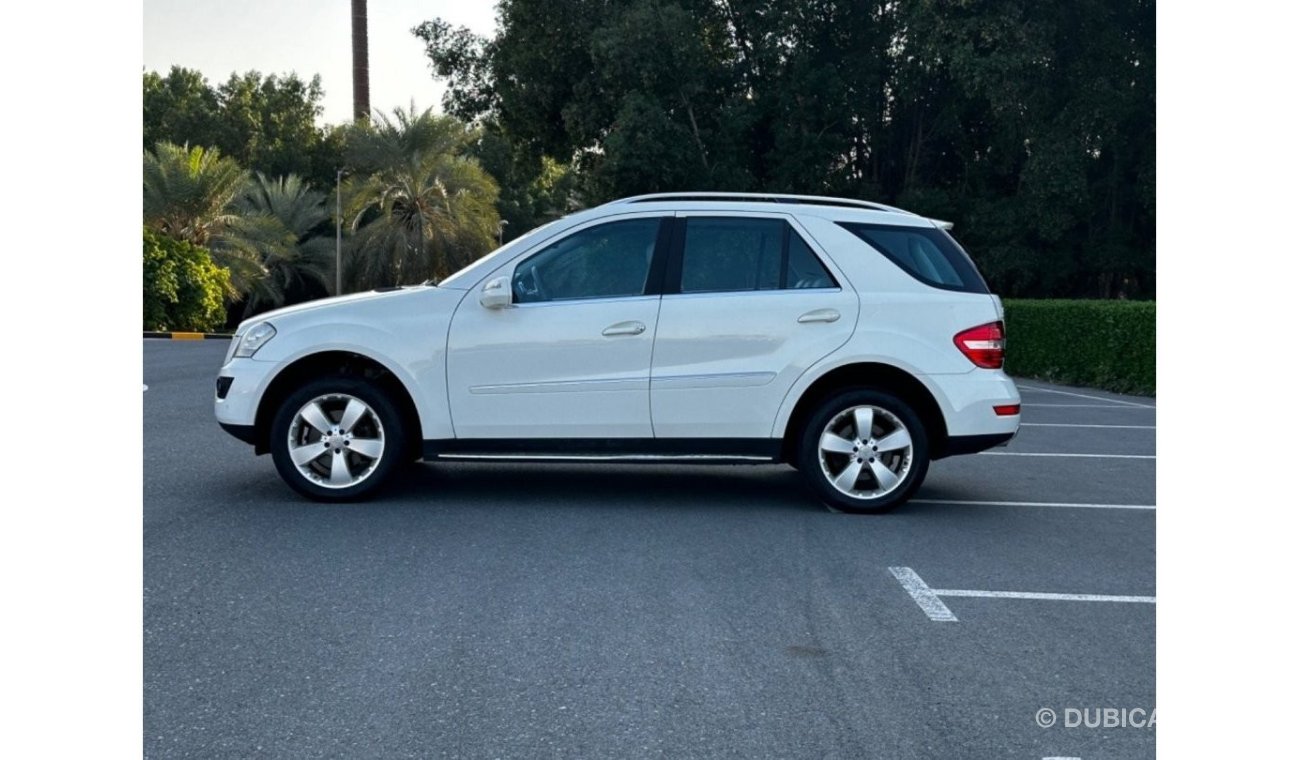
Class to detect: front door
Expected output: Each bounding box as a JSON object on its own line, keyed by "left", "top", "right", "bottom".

{"left": 446, "top": 215, "right": 669, "bottom": 439}
{"left": 650, "top": 213, "right": 858, "bottom": 439}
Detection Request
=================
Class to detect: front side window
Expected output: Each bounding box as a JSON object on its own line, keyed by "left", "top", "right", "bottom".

{"left": 678, "top": 218, "right": 836, "bottom": 293}
{"left": 512, "top": 218, "right": 662, "bottom": 303}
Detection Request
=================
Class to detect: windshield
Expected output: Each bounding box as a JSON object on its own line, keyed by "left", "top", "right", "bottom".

{"left": 437, "top": 220, "right": 563, "bottom": 290}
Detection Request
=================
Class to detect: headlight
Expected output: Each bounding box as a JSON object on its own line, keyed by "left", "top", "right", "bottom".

{"left": 234, "top": 322, "right": 276, "bottom": 358}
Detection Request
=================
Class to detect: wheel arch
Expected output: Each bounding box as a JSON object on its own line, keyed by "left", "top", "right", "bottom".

{"left": 252, "top": 350, "right": 423, "bottom": 457}
{"left": 779, "top": 362, "right": 950, "bottom": 463}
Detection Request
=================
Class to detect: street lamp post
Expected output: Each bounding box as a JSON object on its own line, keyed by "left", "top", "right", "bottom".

{"left": 497, "top": 219, "right": 509, "bottom": 247}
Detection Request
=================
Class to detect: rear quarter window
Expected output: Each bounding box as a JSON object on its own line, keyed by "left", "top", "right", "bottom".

{"left": 837, "top": 222, "right": 989, "bottom": 294}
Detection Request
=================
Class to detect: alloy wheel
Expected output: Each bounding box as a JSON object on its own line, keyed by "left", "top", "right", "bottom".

{"left": 286, "top": 393, "right": 386, "bottom": 489}
{"left": 817, "top": 405, "right": 914, "bottom": 500}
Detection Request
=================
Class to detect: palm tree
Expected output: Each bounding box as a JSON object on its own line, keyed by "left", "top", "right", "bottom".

{"left": 214, "top": 173, "right": 335, "bottom": 315}
{"left": 351, "top": 0, "right": 369, "bottom": 121}
{"left": 342, "top": 106, "right": 500, "bottom": 289}
{"left": 143, "top": 142, "right": 247, "bottom": 247}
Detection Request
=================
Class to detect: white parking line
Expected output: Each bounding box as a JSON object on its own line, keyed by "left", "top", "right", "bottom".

{"left": 890, "top": 567, "right": 1155, "bottom": 622}
{"left": 888, "top": 567, "right": 958, "bottom": 622}
{"left": 979, "top": 452, "right": 1155, "bottom": 460}
{"left": 1019, "top": 422, "right": 1155, "bottom": 429}
{"left": 1016, "top": 384, "right": 1155, "bottom": 408}
{"left": 933, "top": 589, "right": 1156, "bottom": 603}
{"left": 912, "top": 499, "right": 1154, "bottom": 511}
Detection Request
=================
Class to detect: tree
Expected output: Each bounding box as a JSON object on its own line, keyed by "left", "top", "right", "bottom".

{"left": 352, "top": 0, "right": 371, "bottom": 120}
{"left": 413, "top": 17, "right": 583, "bottom": 240}
{"left": 215, "top": 71, "right": 335, "bottom": 185}
{"left": 143, "top": 142, "right": 248, "bottom": 247}
{"left": 143, "top": 228, "right": 230, "bottom": 332}
{"left": 414, "top": 0, "right": 1155, "bottom": 299}
{"left": 144, "top": 67, "right": 223, "bottom": 153}
{"left": 213, "top": 173, "right": 335, "bottom": 317}
{"left": 466, "top": 123, "right": 580, "bottom": 242}
{"left": 142, "top": 68, "right": 344, "bottom": 190}
{"left": 341, "top": 106, "right": 500, "bottom": 289}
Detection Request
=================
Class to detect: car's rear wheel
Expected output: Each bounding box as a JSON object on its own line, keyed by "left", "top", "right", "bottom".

{"left": 269, "top": 377, "right": 407, "bottom": 501}
{"left": 797, "top": 389, "right": 930, "bottom": 514}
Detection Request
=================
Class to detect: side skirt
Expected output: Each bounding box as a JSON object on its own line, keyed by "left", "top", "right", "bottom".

{"left": 422, "top": 438, "right": 783, "bottom": 464}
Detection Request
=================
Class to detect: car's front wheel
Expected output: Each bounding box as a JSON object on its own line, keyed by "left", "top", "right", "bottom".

{"left": 269, "top": 377, "right": 407, "bottom": 501}
{"left": 797, "top": 389, "right": 930, "bottom": 514}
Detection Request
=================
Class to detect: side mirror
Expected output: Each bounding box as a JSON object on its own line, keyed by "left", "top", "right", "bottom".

{"left": 479, "top": 276, "right": 512, "bottom": 309}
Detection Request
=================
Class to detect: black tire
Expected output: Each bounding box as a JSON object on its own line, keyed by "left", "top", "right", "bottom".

{"left": 269, "top": 376, "right": 408, "bottom": 502}
{"left": 796, "top": 388, "right": 930, "bottom": 514}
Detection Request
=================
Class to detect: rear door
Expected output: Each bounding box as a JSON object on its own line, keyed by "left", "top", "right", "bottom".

{"left": 650, "top": 213, "right": 858, "bottom": 439}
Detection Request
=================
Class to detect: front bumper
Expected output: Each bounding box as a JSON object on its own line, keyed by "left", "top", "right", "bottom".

{"left": 214, "top": 357, "right": 278, "bottom": 432}
{"left": 219, "top": 422, "right": 258, "bottom": 445}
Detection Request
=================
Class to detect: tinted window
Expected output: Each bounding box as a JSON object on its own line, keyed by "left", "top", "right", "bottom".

{"left": 838, "top": 222, "right": 988, "bottom": 293}
{"left": 513, "top": 218, "right": 661, "bottom": 303}
{"left": 786, "top": 233, "right": 835, "bottom": 289}
{"left": 681, "top": 218, "right": 783, "bottom": 292}
{"left": 679, "top": 218, "right": 836, "bottom": 293}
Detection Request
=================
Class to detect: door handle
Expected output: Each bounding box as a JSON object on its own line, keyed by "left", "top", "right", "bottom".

{"left": 797, "top": 308, "right": 841, "bottom": 324}
{"left": 602, "top": 320, "right": 647, "bottom": 336}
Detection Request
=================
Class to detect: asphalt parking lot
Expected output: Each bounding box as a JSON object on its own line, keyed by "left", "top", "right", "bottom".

{"left": 144, "top": 340, "right": 1155, "bottom": 759}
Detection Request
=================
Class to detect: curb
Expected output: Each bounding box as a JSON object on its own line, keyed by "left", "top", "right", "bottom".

{"left": 144, "top": 331, "right": 233, "bottom": 340}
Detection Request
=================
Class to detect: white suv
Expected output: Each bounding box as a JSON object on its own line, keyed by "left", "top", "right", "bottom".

{"left": 215, "top": 193, "right": 1019, "bottom": 513}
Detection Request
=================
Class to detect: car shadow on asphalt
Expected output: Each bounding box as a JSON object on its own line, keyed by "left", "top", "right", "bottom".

{"left": 216, "top": 462, "right": 1014, "bottom": 518}
{"left": 374, "top": 461, "right": 820, "bottom": 513}
{"left": 202, "top": 462, "right": 821, "bottom": 517}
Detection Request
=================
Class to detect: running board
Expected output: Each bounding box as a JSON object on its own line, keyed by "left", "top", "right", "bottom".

{"left": 422, "top": 438, "right": 782, "bottom": 464}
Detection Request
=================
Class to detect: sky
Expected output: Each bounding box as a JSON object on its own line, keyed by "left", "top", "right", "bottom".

{"left": 143, "top": 0, "right": 499, "bottom": 126}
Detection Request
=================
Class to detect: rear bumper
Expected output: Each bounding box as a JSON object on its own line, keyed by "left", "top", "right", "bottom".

{"left": 926, "top": 369, "right": 1020, "bottom": 457}
{"left": 941, "top": 431, "right": 1016, "bottom": 457}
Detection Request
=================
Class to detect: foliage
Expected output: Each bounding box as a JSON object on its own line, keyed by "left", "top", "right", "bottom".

{"left": 340, "top": 106, "right": 501, "bottom": 289}
{"left": 1003, "top": 299, "right": 1155, "bottom": 395}
{"left": 143, "top": 143, "right": 334, "bottom": 318}
{"left": 213, "top": 173, "right": 335, "bottom": 316}
{"left": 142, "top": 68, "right": 224, "bottom": 152}
{"left": 143, "top": 228, "right": 230, "bottom": 332}
{"left": 216, "top": 71, "right": 332, "bottom": 183}
{"left": 144, "top": 67, "right": 345, "bottom": 189}
{"left": 415, "top": 0, "right": 1155, "bottom": 298}
{"left": 143, "top": 142, "right": 248, "bottom": 247}
{"left": 470, "top": 124, "right": 581, "bottom": 242}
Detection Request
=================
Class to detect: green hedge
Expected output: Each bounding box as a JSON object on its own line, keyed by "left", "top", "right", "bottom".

{"left": 1003, "top": 299, "right": 1155, "bottom": 396}
{"left": 143, "top": 227, "right": 231, "bottom": 332}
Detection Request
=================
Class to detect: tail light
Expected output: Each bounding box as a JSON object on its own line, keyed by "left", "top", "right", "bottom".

{"left": 954, "top": 321, "right": 1005, "bottom": 369}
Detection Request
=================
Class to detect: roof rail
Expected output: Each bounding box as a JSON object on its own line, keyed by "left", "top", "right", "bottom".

{"left": 608, "top": 191, "right": 917, "bottom": 216}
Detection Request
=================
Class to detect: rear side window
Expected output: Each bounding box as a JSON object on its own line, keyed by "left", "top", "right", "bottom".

{"left": 838, "top": 222, "right": 988, "bottom": 293}
{"left": 680, "top": 217, "right": 784, "bottom": 292}
{"left": 676, "top": 217, "right": 837, "bottom": 293}
{"left": 786, "top": 233, "right": 835, "bottom": 289}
